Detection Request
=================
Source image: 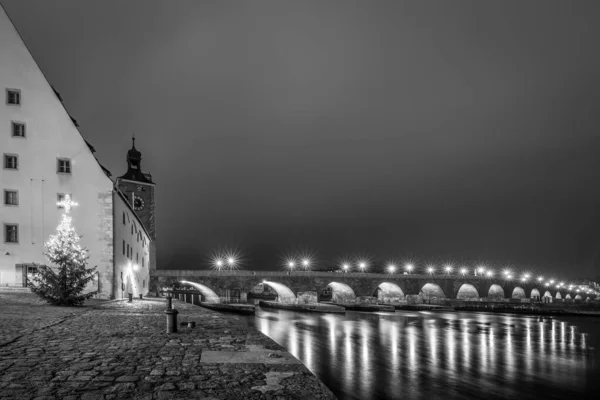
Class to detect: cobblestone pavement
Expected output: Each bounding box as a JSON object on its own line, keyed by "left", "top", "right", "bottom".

{"left": 0, "top": 292, "right": 107, "bottom": 347}
{"left": 0, "top": 294, "right": 336, "bottom": 399}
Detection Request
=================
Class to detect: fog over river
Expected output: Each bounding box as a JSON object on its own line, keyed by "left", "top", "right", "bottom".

{"left": 242, "top": 309, "right": 600, "bottom": 400}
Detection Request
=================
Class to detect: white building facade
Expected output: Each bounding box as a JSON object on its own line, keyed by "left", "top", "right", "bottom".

{"left": 0, "top": 5, "right": 153, "bottom": 299}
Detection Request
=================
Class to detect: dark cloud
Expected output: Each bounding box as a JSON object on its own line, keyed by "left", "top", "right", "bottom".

{"left": 3, "top": 0, "right": 600, "bottom": 277}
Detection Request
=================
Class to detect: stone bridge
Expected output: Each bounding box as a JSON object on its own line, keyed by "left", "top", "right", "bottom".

{"left": 150, "top": 270, "right": 592, "bottom": 304}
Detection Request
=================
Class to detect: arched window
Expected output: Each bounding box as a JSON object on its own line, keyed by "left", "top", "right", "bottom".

{"left": 122, "top": 212, "right": 126, "bottom": 225}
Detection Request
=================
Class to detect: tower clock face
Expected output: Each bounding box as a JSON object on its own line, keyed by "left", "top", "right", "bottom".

{"left": 133, "top": 197, "right": 145, "bottom": 211}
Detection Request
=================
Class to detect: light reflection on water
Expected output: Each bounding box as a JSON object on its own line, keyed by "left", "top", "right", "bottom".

{"left": 243, "top": 309, "right": 599, "bottom": 400}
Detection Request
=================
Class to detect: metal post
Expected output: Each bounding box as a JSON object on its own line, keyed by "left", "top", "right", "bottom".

{"left": 164, "top": 308, "right": 179, "bottom": 333}
{"left": 166, "top": 294, "right": 172, "bottom": 310}
{"left": 128, "top": 293, "right": 133, "bottom": 302}
{"left": 139, "top": 294, "right": 143, "bottom": 300}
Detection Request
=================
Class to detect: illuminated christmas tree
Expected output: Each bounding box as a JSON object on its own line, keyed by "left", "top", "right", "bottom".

{"left": 30, "top": 195, "right": 97, "bottom": 305}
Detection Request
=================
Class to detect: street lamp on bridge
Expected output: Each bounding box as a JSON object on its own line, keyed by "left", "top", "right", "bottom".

{"left": 445, "top": 265, "right": 452, "bottom": 274}
{"left": 358, "top": 261, "right": 367, "bottom": 273}
{"left": 405, "top": 263, "right": 414, "bottom": 274}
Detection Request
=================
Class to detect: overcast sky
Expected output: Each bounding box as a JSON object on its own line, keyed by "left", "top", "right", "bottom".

{"left": 3, "top": 0, "right": 600, "bottom": 278}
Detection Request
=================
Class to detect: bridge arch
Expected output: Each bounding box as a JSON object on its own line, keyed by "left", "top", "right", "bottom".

{"left": 180, "top": 281, "right": 220, "bottom": 303}
{"left": 555, "top": 291, "right": 562, "bottom": 300}
{"left": 456, "top": 283, "right": 479, "bottom": 300}
{"left": 488, "top": 284, "right": 505, "bottom": 300}
{"left": 374, "top": 282, "right": 405, "bottom": 304}
{"left": 565, "top": 293, "right": 572, "bottom": 300}
{"left": 512, "top": 286, "right": 526, "bottom": 299}
{"left": 260, "top": 281, "right": 296, "bottom": 303}
{"left": 323, "top": 282, "right": 356, "bottom": 304}
{"left": 420, "top": 283, "right": 447, "bottom": 300}
{"left": 575, "top": 294, "right": 582, "bottom": 300}
{"left": 530, "top": 288, "right": 541, "bottom": 300}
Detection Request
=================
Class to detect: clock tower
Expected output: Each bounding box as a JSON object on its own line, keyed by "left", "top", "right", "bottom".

{"left": 116, "top": 138, "right": 156, "bottom": 270}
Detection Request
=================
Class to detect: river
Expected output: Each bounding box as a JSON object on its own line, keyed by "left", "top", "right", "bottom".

{"left": 241, "top": 308, "right": 600, "bottom": 399}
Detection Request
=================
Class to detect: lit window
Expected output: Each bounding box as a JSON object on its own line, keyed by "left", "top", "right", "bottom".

{"left": 4, "top": 154, "right": 18, "bottom": 169}
{"left": 6, "top": 89, "right": 20, "bottom": 105}
{"left": 5, "top": 224, "right": 18, "bottom": 243}
{"left": 57, "top": 193, "right": 72, "bottom": 209}
{"left": 57, "top": 158, "right": 71, "bottom": 174}
{"left": 11, "top": 122, "right": 25, "bottom": 137}
{"left": 4, "top": 190, "right": 18, "bottom": 206}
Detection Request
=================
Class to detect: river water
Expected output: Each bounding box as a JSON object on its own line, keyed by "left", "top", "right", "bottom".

{"left": 242, "top": 308, "right": 600, "bottom": 399}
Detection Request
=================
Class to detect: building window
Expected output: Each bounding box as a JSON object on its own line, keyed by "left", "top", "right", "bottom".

{"left": 57, "top": 158, "right": 71, "bottom": 174}
{"left": 136, "top": 253, "right": 139, "bottom": 263}
{"left": 4, "top": 190, "right": 18, "bottom": 206}
{"left": 122, "top": 240, "right": 125, "bottom": 255}
{"left": 4, "top": 154, "right": 18, "bottom": 170}
{"left": 122, "top": 212, "right": 126, "bottom": 225}
{"left": 11, "top": 122, "right": 25, "bottom": 137}
{"left": 6, "top": 89, "right": 20, "bottom": 105}
{"left": 142, "top": 257, "right": 145, "bottom": 268}
{"left": 143, "top": 280, "right": 145, "bottom": 288}
{"left": 4, "top": 224, "right": 18, "bottom": 243}
{"left": 57, "top": 193, "right": 72, "bottom": 209}
{"left": 126, "top": 244, "right": 130, "bottom": 258}
{"left": 131, "top": 225, "right": 133, "bottom": 235}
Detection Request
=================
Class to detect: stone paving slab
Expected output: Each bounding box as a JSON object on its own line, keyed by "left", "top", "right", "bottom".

{"left": 200, "top": 350, "right": 302, "bottom": 364}
{"left": 0, "top": 293, "right": 336, "bottom": 399}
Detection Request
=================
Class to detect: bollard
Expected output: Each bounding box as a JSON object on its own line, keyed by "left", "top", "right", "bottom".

{"left": 166, "top": 296, "right": 172, "bottom": 310}
{"left": 165, "top": 308, "right": 179, "bottom": 333}
{"left": 128, "top": 293, "right": 133, "bottom": 303}
{"left": 139, "top": 294, "right": 143, "bottom": 300}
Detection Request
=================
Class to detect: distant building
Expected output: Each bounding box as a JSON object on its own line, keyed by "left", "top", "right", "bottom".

{"left": 0, "top": 5, "right": 154, "bottom": 299}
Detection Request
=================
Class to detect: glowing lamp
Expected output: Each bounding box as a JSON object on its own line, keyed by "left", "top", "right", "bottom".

{"left": 445, "top": 266, "right": 452, "bottom": 273}
{"left": 486, "top": 271, "right": 493, "bottom": 277}
{"left": 302, "top": 259, "right": 310, "bottom": 267}
{"left": 288, "top": 261, "right": 295, "bottom": 268}
{"left": 388, "top": 265, "right": 396, "bottom": 273}
{"left": 460, "top": 268, "right": 467, "bottom": 275}
{"left": 427, "top": 267, "right": 434, "bottom": 274}
{"left": 405, "top": 264, "right": 414, "bottom": 272}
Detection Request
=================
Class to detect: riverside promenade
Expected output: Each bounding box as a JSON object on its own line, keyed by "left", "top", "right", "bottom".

{"left": 0, "top": 292, "right": 335, "bottom": 400}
